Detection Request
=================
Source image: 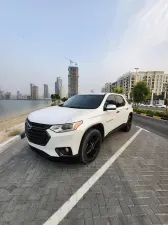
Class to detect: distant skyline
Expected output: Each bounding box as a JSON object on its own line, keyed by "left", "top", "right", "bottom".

{"left": 1, "top": 0, "right": 168, "bottom": 95}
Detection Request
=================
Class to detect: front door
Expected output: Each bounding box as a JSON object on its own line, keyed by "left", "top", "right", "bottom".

{"left": 103, "top": 94, "right": 119, "bottom": 135}
{"left": 115, "top": 95, "right": 127, "bottom": 127}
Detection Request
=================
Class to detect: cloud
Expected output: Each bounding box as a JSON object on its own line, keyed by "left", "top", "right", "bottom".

{"left": 103, "top": 0, "right": 168, "bottom": 81}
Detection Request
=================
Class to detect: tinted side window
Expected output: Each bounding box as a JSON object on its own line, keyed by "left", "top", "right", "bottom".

{"left": 115, "top": 96, "right": 125, "bottom": 107}
{"left": 105, "top": 95, "right": 116, "bottom": 105}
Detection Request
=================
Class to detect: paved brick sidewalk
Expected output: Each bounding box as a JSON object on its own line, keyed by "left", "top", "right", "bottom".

{"left": 60, "top": 131, "right": 168, "bottom": 225}
{"left": 0, "top": 127, "right": 168, "bottom": 225}
{"left": 0, "top": 127, "right": 137, "bottom": 225}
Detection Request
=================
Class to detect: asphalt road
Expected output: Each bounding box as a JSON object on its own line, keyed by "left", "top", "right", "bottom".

{"left": 139, "top": 106, "right": 166, "bottom": 111}
{"left": 133, "top": 114, "right": 168, "bottom": 139}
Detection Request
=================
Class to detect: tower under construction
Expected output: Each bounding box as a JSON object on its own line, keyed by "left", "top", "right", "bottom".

{"left": 68, "top": 66, "right": 79, "bottom": 98}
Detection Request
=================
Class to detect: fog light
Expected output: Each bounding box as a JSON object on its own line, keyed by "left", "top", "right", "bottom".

{"left": 55, "top": 147, "right": 72, "bottom": 156}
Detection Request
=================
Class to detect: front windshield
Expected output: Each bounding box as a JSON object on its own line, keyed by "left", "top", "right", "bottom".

{"left": 61, "top": 95, "right": 105, "bottom": 109}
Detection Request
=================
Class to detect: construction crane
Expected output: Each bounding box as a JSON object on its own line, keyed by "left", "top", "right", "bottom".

{"left": 65, "top": 56, "right": 78, "bottom": 66}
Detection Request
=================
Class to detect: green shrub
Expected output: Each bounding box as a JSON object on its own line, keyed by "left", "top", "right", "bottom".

{"left": 51, "top": 102, "right": 56, "bottom": 106}
{"left": 133, "top": 108, "right": 168, "bottom": 118}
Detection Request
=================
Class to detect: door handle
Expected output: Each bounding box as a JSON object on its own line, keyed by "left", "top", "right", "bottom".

{"left": 116, "top": 110, "right": 120, "bottom": 113}
{"left": 126, "top": 108, "right": 129, "bottom": 110}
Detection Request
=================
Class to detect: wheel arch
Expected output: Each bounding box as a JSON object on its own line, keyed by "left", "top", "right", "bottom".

{"left": 129, "top": 112, "right": 133, "bottom": 119}
{"left": 79, "top": 123, "right": 105, "bottom": 152}
{"left": 78, "top": 123, "right": 104, "bottom": 163}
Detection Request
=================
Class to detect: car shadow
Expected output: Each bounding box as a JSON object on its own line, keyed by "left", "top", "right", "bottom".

{"left": 31, "top": 146, "right": 81, "bottom": 165}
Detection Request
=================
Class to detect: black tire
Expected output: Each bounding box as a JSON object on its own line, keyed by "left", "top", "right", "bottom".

{"left": 122, "top": 114, "right": 132, "bottom": 132}
{"left": 79, "top": 129, "right": 102, "bottom": 164}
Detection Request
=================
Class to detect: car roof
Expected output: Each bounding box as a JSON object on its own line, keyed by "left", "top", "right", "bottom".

{"left": 78, "top": 92, "right": 126, "bottom": 98}
{"left": 78, "top": 93, "right": 105, "bottom": 95}
{"left": 78, "top": 93, "right": 124, "bottom": 96}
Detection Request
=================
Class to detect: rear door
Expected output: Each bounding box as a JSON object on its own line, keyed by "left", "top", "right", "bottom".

{"left": 115, "top": 95, "right": 128, "bottom": 126}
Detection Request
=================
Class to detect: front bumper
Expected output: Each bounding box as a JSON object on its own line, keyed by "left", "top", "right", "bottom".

{"left": 26, "top": 129, "right": 84, "bottom": 157}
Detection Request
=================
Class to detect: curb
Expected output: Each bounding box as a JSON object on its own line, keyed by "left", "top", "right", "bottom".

{"left": 133, "top": 112, "right": 168, "bottom": 121}
{"left": 0, "top": 132, "right": 25, "bottom": 151}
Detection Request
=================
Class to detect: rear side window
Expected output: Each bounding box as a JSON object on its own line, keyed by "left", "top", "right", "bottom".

{"left": 115, "top": 95, "right": 125, "bottom": 107}
{"left": 105, "top": 94, "right": 116, "bottom": 105}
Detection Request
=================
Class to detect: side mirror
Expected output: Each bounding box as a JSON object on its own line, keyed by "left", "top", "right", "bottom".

{"left": 105, "top": 104, "right": 116, "bottom": 111}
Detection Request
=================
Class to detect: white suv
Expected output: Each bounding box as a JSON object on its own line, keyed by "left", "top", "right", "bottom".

{"left": 25, "top": 93, "right": 133, "bottom": 163}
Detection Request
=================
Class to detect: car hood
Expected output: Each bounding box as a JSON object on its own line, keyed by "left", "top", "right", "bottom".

{"left": 28, "top": 106, "right": 96, "bottom": 125}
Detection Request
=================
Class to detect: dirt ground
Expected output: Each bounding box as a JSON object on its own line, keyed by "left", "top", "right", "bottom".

{"left": 0, "top": 106, "right": 50, "bottom": 144}
{"left": 0, "top": 114, "right": 27, "bottom": 143}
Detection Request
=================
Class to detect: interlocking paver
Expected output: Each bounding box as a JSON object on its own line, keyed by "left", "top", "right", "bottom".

{"left": 0, "top": 127, "right": 168, "bottom": 225}
{"left": 156, "top": 214, "right": 168, "bottom": 224}
{"left": 126, "top": 215, "right": 153, "bottom": 225}
{"left": 84, "top": 218, "right": 94, "bottom": 225}
{"left": 158, "top": 204, "right": 168, "bottom": 213}
{"left": 60, "top": 218, "right": 85, "bottom": 225}
{"left": 60, "top": 130, "right": 168, "bottom": 225}
{"left": 148, "top": 214, "right": 161, "bottom": 225}
{"left": 0, "top": 128, "right": 135, "bottom": 224}
{"left": 129, "top": 205, "right": 146, "bottom": 215}
{"left": 119, "top": 200, "right": 131, "bottom": 216}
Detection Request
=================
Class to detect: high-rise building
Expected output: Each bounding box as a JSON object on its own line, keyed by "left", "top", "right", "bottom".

{"left": 68, "top": 66, "right": 79, "bottom": 98}
{"left": 30, "top": 83, "right": 39, "bottom": 100}
{"left": 0, "top": 91, "right": 4, "bottom": 99}
{"left": 44, "top": 84, "right": 48, "bottom": 98}
{"left": 60, "top": 87, "right": 67, "bottom": 99}
{"left": 32, "top": 86, "right": 39, "bottom": 100}
{"left": 5, "top": 92, "right": 11, "bottom": 100}
{"left": 117, "top": 71, "right": 168, "bottom": 99}
{"left": 30, "top": 83, "right": 34, "bottom": 99}
{"left": 17, "top": 91, "right": 21, "bottom": 99}
{"left": 55, "top": 77, "right": 62, "bottom": 95}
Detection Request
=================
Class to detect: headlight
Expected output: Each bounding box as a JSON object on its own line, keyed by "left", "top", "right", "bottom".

{"left": 50, "top": 121, "right": 83, "bottom": 133}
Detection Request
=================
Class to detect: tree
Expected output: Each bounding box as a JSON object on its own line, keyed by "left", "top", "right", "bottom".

{"left": 51, "top": 94, "right": 60, "bottom": 103}
{"left": 112, "top": 87, "right": 124, "bottom": 94}
{"left": 61, "top": 97, "right": 68, "bottom": 102}
{"left": 132, "top": 82, "right": 150, "bottom": 106}
{"left": 51, "top": 94, "right": 54, "bottom": 102}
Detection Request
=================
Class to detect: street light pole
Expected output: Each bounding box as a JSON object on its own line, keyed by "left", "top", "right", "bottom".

{"left": 165, "top": 84, "right": 168, "bottom": 112}
{"left": 134, "top": 68, "right": 139, "bottom": 76}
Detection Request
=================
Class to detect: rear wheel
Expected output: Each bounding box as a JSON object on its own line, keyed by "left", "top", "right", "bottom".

{"left": 79, "top": 129, "right": 102, "bottom": 164}
{"left": 122, "top": 114, "right": 132, "bottom": 132}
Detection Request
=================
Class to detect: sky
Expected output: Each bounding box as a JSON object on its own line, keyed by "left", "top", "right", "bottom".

{"left": 0, "top": 0, "right": 168, "bottom": 96}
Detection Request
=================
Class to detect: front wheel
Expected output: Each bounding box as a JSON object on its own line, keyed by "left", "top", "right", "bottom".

{"left": 122, "top": 114, "right": 132, "bottom": 132}
{"left": 79, "top": 129, "right": 102, "bottom": 164}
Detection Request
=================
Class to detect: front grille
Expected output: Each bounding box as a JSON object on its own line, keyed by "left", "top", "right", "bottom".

{"left": 25, "top": 119, "right": 51, "bottom": 146}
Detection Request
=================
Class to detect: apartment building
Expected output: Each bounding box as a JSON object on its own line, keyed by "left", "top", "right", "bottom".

{"left": 117, "top": 71, "right": 168, "bottom": 99}
{"left": 104, "top": 83, "right": 111, "bottom": 92}
{"left": 101, "top": 87, "right": 105, "bottom": 93}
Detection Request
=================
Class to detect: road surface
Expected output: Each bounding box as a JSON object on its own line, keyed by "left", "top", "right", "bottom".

{"left": 133, "top": 114, "right": 168, "bottom": 139}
